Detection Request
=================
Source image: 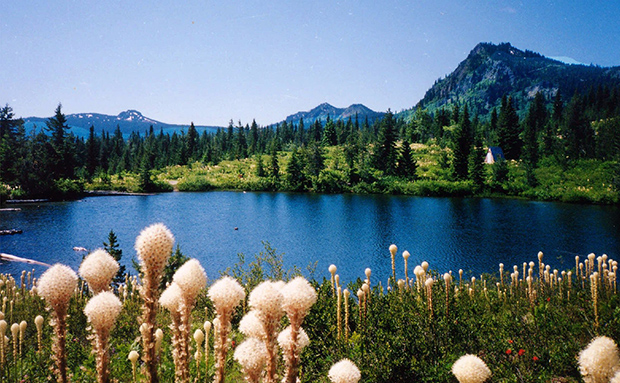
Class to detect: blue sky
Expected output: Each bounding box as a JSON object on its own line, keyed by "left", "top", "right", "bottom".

{"left": 2, "top": 1, "right": 619, "bottom": 126}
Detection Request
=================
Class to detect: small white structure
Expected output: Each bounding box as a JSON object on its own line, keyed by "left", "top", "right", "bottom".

{"left": 484, "top": 147, "right": 505, "bottom": 164}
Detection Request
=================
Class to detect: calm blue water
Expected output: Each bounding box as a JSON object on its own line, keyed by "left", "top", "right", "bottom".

{"left": 1, "top": 192, "right": 619, "bottom": 284}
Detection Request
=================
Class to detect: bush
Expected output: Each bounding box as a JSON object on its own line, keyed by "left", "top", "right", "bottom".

{"left": 177, "top": 175, "right": 215, "bottom": 192}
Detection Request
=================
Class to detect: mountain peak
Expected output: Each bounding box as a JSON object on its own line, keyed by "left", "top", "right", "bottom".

{"left": 284, "top": 103, "right": 383, "bottom": 125}
{"left": 406, "top": 41, "right": 620, "bottom": 120}
{"left": 117, "top": 110, "right": 145, "bottom": 121}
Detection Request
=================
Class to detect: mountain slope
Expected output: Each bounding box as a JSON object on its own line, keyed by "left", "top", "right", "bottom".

{"left": 284, "top": 102, "right": 384, "bottom": 125}
{"left": 24, "top": 110, "right": 222, "bottom": 138}
{"left": 401, "top": 42, "right": 620, "bottom": 120}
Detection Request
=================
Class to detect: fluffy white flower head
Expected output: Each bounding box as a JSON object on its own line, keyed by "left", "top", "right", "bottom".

{"left": 173, "top": 258, "right": 207, "bottom": 301}
{"left": 84, "top": 291, "right": 122, "bottom": 332}
{"left": 159, "top": 282, "right": 183, "bottom": 313}
{"left": 135, "top": 223, "right": 174, "bottom": 276}
{"left": 281, "top": 277, "right": 317, "bottom": 319}
{"left": 234, "top": 338, "right": 268, "bottom": 375}
{"left": 208, "top": 276, "right": 246, "bottom": 314}
{"left": 277, "top": 325, "right": 310, "bottom": 354}
{"left": 79, "top": 249, "right": 119, "bottom": 294}
{"left": 248, "top": 280, "right": 283, "bottom": 317}
{"left": 451, "top": 354, "right": 491, "bottom": 383}
{"left": 239, "top": 310, "right": 266, "bottom": 339}
{"left": 579, "top": 336, "right": 620, "bottom": 383}
{"left": 38, "top": 264, "right": 78, "bottom": 312}
{"left": 328, "top": 358, "right": 361, "bottom": 383}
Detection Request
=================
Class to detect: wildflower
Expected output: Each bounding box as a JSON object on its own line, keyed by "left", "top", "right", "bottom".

{"left": 239, "top": 310, "right": 265, "bottom": 339}
{"left": 234, "top": 338, "right": 268, "bottom": 383}
{"left": 135, "top": 223, "right": 174, "bottom": 383}
{"left": 328, "top": 358, "right": 361, "bottom": 383}
{"left": 248, "top": 281, "right": 284, "bottom": 383}
{"left": 135, "top": 223, "right": 174, "bottom": 277}
{"left": 173, "top": 258, "right": 207, "bottom": 303}
{"left": 209, "top": 276, "right": 246, "bottom": 383}
{"left": 506, "top": 349, "right": 512, "bottom": 355}
{"left": 518, "top": 349, "right": 525, "bottom": 356}
{"left": 452, "top": 354, "right": 492, "bottom": 383}
{"left": 84, "top": 291, "right": 122, "bottom": 383}
{"left": 578, "top": 336, "right": 620, "bottom": 383}
{"left": 79, "top": 249, "right": 119, "bottom": 294}
{"left": 37, "top": 264, "right": 78, "bottom": 383}
{"left": 532, "top": 356, "right": 539, "bottom": 361}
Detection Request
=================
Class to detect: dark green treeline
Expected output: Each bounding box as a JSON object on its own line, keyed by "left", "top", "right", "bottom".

{"left": 1, "top": 84, "right": 620, "bottom": 200}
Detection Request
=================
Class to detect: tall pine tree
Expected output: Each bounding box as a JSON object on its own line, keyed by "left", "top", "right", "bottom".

{"left": 497, "top": 95, "right": 521, "bottom": 160}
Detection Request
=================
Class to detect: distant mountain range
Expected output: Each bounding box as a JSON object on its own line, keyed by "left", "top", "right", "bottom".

{"left": 399, "top": 42, "right": 620, "bottom": 120}
{"left": 22, "top": 103, "right": 385, "bottom": 138}
{"left": 283, "top": 102, "right": 384, "bottom": 125}
{"left": 23, "top": 110, "right": 222, "bottom": 138}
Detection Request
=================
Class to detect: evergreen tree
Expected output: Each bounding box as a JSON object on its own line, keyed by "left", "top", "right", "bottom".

{"left": 249, "top": 119, "right": 259, "bottom": 155}
{"left": 296, "top": 118, "right": 305, "bottom": 146}
{"left": 138, "top": 155, "right": 155, "bottom": 192}
{"left": 522, "top": 92, "right": 547, "bottom": 167}
{"left": 372, "top": 110, "right": 398, "bottom": 175}
{"left": 85, "top": 125, "right": 99, "bottom": 179}
{"left": 103, "top": 230, "right": 126, "bottom": 287}
{"left": 0, "top": 105, "right": 23, "bottom": 184}
{"left": 306, "top": 143, "right": 325, "bottom": 179}
{"left": 46, "top": 103, "right": 76, "bottom": 179}
{"left": 186, "top": 122, "right": 198, "bottom": 161}
{"left": 285, "top": 146, "right": 307, "bottom": 191}
{"left": 497, "top": 95, "right": 521, "bottom": 160}
{"left": 396, "top": 139, "right": 418, "bottom": 179}
{"left": 269, "top": 147, "right": 280, "bottom": 181}
{"left": 322, "top": 117, "right": 338, "bottom": 146}
{"left": 563, "top": 93, "right": 594, "bottom": 159}
{"left": 469, "top": 131, "right": 486, "bottom": 190}
{"left": 451, "top": 105, "right": 473, "bottom": 180}
{"left": 255, "top": 154, "right": 266, "bottom": 177}
{"left": 235, "top": 123, "right": 248, "bottom": 159}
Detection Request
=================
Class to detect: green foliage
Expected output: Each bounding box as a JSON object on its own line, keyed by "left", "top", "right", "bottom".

{"left": 224, "top": 241, "right": 308, "bottom": 291}
{"left": 176, "top": 174, "right": 215, "bottom": 192}
{"left": 103, "top": 230, "right": 126, "bottom": 286}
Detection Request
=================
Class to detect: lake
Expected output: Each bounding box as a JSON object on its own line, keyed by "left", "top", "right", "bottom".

{"left": 1, "top": 192, "right": 619, "bottom": 285}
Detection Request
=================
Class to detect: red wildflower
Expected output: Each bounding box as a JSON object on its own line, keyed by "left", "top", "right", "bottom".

{"left": 506, "top": 349, "right": 512, "bottom": 355}
{"left": 532, "top": 356, "right": 539, "bottom": 361}
{"left": 546, "top": 297, "right": 551, "bottom": 302}
{"left": 508, "top": 339, "right": 513, "bottom": 344}
{"left": 518, "top": 349, "right": 525, "bottom": 356}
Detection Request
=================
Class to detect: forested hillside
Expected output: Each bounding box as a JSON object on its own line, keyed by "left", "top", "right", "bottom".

{"left": 399, "top": 42, "right": 620, "bottom": 121}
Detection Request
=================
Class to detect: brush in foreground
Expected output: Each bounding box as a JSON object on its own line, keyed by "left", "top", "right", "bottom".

{"left": 451, "top": 354, "right": 492, "bottom": 383}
